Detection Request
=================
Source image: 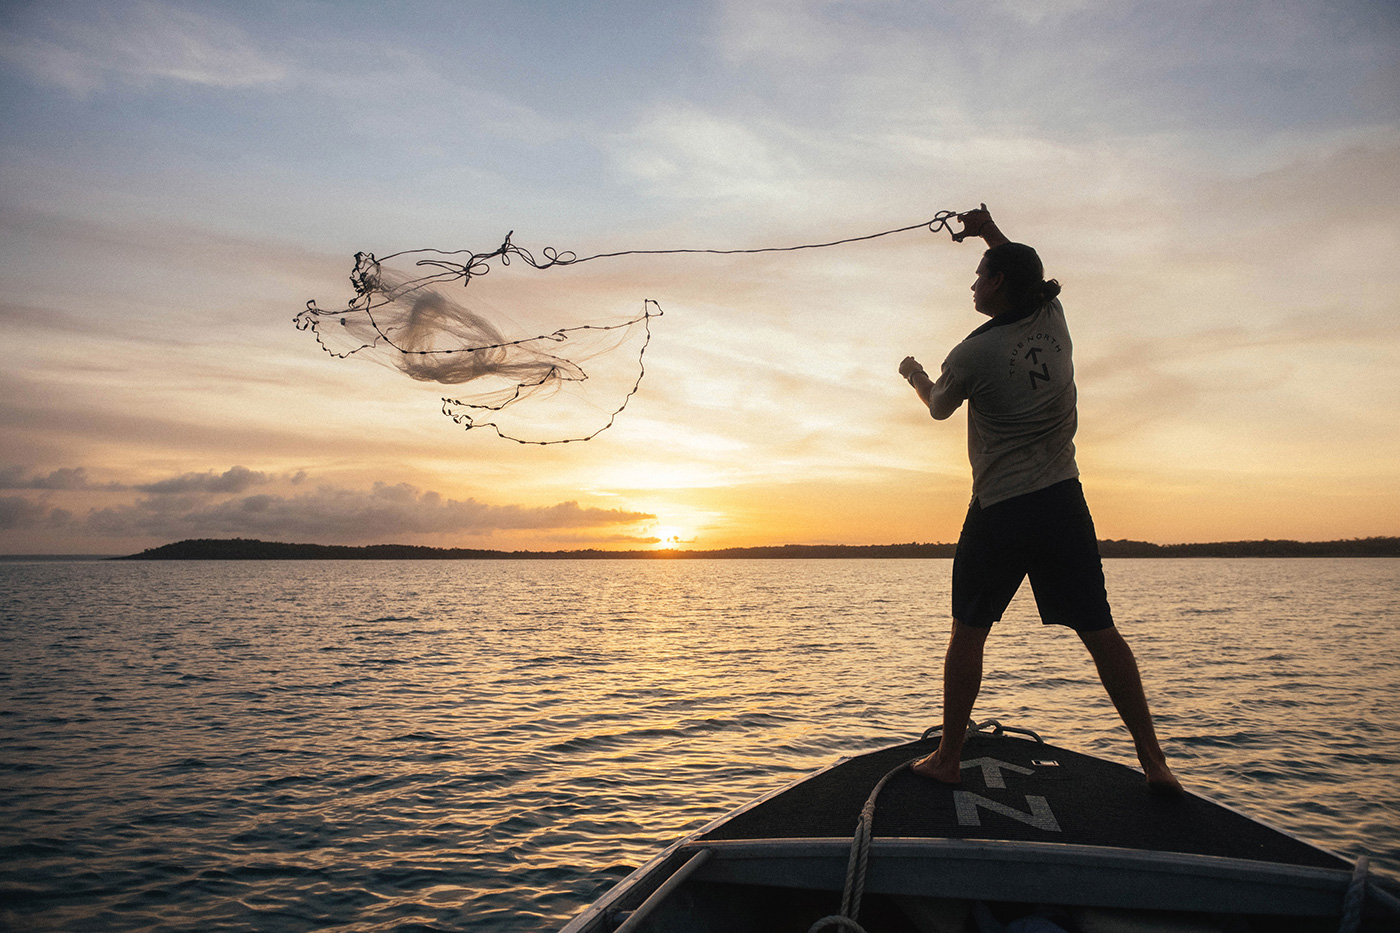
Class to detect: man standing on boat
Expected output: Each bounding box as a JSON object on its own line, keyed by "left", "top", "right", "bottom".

{"left": 899, "top": 206, "right": 1181, "bottom": 793}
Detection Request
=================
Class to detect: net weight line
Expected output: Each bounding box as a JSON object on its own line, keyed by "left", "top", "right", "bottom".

{"left": 436, "top": 299, "right": 663, "bottom": 445}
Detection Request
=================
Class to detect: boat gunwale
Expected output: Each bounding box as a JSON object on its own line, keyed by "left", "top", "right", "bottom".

{"left": 677, "top": 836, "right": 1400, "bottom": 919}
{"left": 678, "top": 835, "right": 1356, "bottom": 904}
{"left": 557, "top": 751, "right": 865, "bottom": 932}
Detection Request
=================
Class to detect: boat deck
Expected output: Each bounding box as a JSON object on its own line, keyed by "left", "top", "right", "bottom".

{"left": 562, "top": 726, "right": 1400, "bottom": 933}
{"left": 700, "top": 730, "right": 1346, "bottom": 871}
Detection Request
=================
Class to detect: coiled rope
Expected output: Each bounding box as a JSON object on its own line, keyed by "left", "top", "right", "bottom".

{"left": 807, "top": 757, "right": 921, "bottom": 933}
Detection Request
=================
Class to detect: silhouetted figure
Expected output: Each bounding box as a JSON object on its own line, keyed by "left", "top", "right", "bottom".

{"left": 899, "top": 205, "right": 1180, "bottom": 793}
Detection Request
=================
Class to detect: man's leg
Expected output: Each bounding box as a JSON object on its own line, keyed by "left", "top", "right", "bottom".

{"left": 912, "top": 619, "right": 991, "bottom": 784}
{"left": 1079, "top": 626, "right": 1182, "bottom": 792}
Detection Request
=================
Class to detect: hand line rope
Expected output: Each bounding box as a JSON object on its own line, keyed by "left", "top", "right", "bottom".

{"left": 372, "top": 210, "right": 970, "bottom": 291}
{"left": 807, "top": 756, "right": 919, "bottom": 933}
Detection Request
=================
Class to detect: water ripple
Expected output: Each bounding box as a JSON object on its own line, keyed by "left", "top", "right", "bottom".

{"left": 1, "top": 557, "right": 1397, "bottom": 932}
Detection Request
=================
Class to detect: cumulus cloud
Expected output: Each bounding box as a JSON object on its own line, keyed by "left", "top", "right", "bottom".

{"left": 0, "top": 464, "right": 270, "bottom": 494}
{"left": 0, "top": 496, "right": 47, "bottom": 529}
{"left": 0, "top": 496, "right": 70, "bottom": 530}
{"left": 0, "top": 465, "right": 139, "bottom": 492}
{"left": 0, "top": 465, "right": 94, "bottom": 490}
{"left": 0, "top": 464, "right": 656, "bottom": 547}
{"left": 81, "top": 480, "right": 654, "bottom": 543}
{"left": 133, "top": 465, "right": 269, "bottom": 495}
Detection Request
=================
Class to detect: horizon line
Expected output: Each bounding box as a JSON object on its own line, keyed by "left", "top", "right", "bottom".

{"left": 1, "top": 535, "right": 1388, "bottom": 561}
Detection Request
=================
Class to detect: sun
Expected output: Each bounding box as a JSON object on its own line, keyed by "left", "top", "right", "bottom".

{"left": 652, "top": 526, "right": 690, "bottom": 550}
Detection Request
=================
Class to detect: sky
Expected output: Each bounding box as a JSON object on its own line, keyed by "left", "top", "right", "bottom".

{"left": 1, "top": 0, "right": 1398, "bottom": 555}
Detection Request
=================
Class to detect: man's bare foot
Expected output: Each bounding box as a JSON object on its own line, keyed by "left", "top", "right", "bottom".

{"left": 910, "top": 750, "right": 962, "bottom": 785}
{"left": 1143, "top": 760, "right": 1183, "bottom": 795}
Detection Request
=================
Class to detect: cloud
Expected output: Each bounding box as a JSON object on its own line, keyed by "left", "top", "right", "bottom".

{"left": 708, "top": 0, "right": 1398, "bottom": 157}
{"left": 0, "top": 0, "right": 286, "bottom": 95}
{"left": 0, "top": 495, "right": 70, "bottom": 530}
{"left": 0, "top": 463, "right": 656, "bottom": 546}
{"left": 714, "top": 0, "right": 848, "bottom": 67}
{"left": 612, "top": 106, "right": 815, "bottom": 207}
{"left": 0, "top": 496, "right": 47, "bottom": 529}
{"left": 0, "top": 464, "right": 270, "bottom": 494}
{"left": 133, "top": 465, "right": 269, "bottom": 495}
{"left": 0, "top": 465, "right": 95, "bottom": 490}
{"left": 0, "top": 465, "right": 140, "bottom": 493}
{"left": 81, "top": 479, "right": 654, "bottom": 543}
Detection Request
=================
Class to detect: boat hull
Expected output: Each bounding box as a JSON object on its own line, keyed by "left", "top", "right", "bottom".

{"left": 561, "top": 724, "right": 1399, "bottom": 932}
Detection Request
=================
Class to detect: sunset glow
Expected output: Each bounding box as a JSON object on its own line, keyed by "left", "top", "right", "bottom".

{"left": 652, "top": 527, "right": 689, "bottom": 550}
{"left": 1, "top": 2, "right": 1397, "bottom": 555}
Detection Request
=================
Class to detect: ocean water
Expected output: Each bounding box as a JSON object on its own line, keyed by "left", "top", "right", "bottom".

{"left": 1, "top": 558, "right": 1397, "bottom": 931}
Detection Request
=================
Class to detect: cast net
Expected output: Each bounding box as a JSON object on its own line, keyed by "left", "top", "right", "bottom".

{"left": 295, "top": 212, "right": 968, "bottom": 444}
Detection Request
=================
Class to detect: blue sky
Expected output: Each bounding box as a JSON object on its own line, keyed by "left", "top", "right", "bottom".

{"left": 2, "top": 0, "right": 1398, "bottom": 553}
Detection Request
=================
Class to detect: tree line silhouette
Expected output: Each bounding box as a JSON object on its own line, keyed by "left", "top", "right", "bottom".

{"left": 114, "top": 537, "right": 1400, "bottom": 561}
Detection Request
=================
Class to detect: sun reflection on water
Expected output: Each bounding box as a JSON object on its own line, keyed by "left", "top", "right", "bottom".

{"left": 0, "top": 557, "right": 1396, "bottom": 932}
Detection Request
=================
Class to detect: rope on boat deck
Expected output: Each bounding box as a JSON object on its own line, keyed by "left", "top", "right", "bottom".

{"left": 1338, "top": 855, "right": 1368, "bottom": 933}
{"left": 805, "top": 725, "right": 1375, "bottom": 933}
{"left": 806, "top": 757, "right": 920, "bottom": 933}
{"left": 810, "top": 722, "right": 995, "bottom": 933}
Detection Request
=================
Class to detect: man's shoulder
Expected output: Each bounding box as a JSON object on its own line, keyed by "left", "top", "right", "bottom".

{"left": 949, "top": 300, "right": 1070, "bottom": 360}
{"left": 947, "top": 328, "right": 995, "bottom": 360}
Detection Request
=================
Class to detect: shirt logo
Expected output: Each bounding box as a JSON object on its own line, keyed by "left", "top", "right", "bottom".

{"left": 1009, "top": 333, "right": 1063, "bottom": 390}
{"left": 1026, "top": 347, "right": 1051, "bottom": 389}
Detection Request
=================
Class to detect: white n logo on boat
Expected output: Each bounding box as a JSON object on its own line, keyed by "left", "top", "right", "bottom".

{"left": 960, "top": 757, "right": 1033, "bottom": 789}
{"left": 953, "top": 792, "right": 1061, "bottom": 832}
{"left": 951, "top": 758, "right": 1061, "bottom": 832}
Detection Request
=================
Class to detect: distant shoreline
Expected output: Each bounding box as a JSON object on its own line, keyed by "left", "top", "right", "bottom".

{"left": 69, "top": 536, "right": 1400, "bottom": 561}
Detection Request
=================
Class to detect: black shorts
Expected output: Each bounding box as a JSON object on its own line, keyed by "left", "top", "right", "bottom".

{"left": 951, "top": 478, "right": 1114, "bottom": 632}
